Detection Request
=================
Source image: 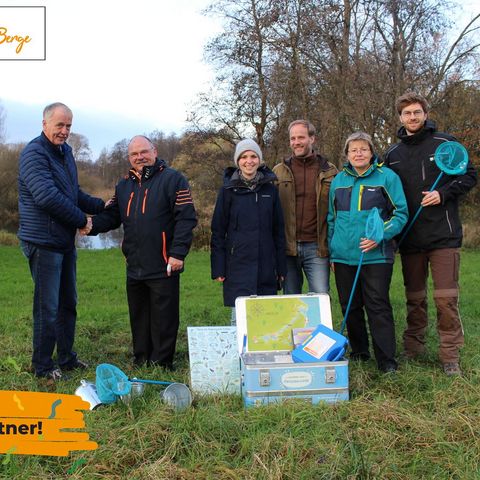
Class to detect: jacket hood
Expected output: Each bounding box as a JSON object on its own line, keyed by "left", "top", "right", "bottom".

{"left": 222, "top": 164, "right": 277, "bottom": 188}
{"left": 396, "top": 119, "right": 437, "bottom": 145}
{"left": 343, "top": 154, "right": 381, "bottom": 177}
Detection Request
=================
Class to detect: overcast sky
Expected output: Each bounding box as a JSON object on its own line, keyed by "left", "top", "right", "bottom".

{"left": 0, "top": 0, "right": 219, "bottom": 157}
{"left": 0, "top": 0, "right": 479, "bottom": 159}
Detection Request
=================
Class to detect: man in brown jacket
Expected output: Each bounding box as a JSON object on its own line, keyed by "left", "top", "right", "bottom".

{"left": 273, "top": 120, "right": 338, "bottom": 294}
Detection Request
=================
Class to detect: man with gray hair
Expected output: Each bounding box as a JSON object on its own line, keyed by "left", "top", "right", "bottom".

{"left": 82, "top": 135, "right": 197, "bottom": 370}
{"left": 18, "top": 102, "right": 105, "bottom": 381}
{"left": 273, "top": 120, "right": 338, "bottom": 294}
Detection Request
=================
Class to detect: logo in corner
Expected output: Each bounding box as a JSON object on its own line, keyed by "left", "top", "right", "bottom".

{"left": 0, "top": 6, "right": 46, "bottom": 61}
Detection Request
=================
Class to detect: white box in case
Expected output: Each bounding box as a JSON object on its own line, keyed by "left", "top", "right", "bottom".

{"left": 235, "top": 294, "right": 349, "bottom": 407}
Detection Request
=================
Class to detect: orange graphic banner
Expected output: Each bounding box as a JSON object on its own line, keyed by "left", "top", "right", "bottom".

{"left": 0, "top": 390, "right": 98, "bottom": 456}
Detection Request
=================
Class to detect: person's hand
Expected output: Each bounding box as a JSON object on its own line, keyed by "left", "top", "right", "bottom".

{"left": 421, "top": 190, "right": 441, "bottom": 207}
{"left": 105, "top": 194, "right": 116, "bottom": 208}
{"left": 360, "top": 237, "right": 378, "bottom": 253}
{"left": 78, "top": 217, "right": 92, "bottom": 236}
{"left": 167, "top": 257, "right": 184, "bottom": 276}
{"left": 215, "top": 277, "right": 225, "bottom": 282}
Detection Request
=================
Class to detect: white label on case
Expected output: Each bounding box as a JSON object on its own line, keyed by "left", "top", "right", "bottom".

{"left": 281, "top": 371, "right": 312, "bottom": 388}
{"left": 304, "top": 332, "right": 336, "bottom": 359}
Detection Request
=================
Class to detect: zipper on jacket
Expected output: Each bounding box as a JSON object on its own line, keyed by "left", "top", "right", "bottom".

{"left": 445, "top": 210, "right": 453, "bottom": 233}
{"left": 142, "top": 188, "right": 149, "bottom": 214}
{"left": 299, "top": 161, "right": 306, "bottom": 237}
{"left": 358, "top": 185, "right": 364, "bottom": 211}
{"left": 421, "top": 160, "right": 426, "bottom": 182}
{"left": 126, "top": 192, "right": 134, "bottom": 217}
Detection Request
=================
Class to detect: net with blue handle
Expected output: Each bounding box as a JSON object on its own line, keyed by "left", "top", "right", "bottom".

{"left": 364, "top": 206, "right": 384, "bottom": 244}
{"left": 95, "top": 363, "right": 178, "bottom": 404}
{"left": 340, "top": 207, "right": 384, "bottom": 335}
{"left": 434, "top": 141, "right": 468, "bottom": 175}
{"left": 95, "top": 363, "right": 131, "bottom": 404}
{"left": 397, "top": 141, "right": 468, "bottom": 247}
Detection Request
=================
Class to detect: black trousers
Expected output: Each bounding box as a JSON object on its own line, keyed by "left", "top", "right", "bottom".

{"left": 126, "top": 276, "right": 180, "bottom": 367}
{"left": 334, "top": 262, "right": 397, "bottom": 370}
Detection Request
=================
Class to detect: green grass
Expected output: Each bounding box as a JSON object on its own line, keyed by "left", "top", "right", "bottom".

{"left": 0, "top": 247, "right": 479, "bottom": 479}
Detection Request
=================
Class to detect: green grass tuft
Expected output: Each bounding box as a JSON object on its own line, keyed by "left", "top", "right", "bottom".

{"left": 0, "top": 247, "right": 479, "bottom": 478}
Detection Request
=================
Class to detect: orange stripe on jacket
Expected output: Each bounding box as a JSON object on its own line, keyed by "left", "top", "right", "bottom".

{"left": 176, "top": 189, "right": 193, "bottom": 205}
{"left": 126, "top": 192, "right": 134, "bottom": 217}
{"left": 162, "top": 232, "right": 168, "bottom": 264}
{"left": 142, "top": 189, "right": 149, "bottom": 214}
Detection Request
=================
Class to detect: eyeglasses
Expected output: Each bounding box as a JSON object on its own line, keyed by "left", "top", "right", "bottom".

{"left": 348, "top": 148, "right": 370, "bottom": 154}
{"left": 128, "top": 148, "right": 153, "bottom": 159}
{"left": 401, "top": 110, "right": 425, "bottom": 118}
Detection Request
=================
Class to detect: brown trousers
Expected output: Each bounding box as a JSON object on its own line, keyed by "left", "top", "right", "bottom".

{"left": 401, "top": 248, "right": 463, "bottom": 363}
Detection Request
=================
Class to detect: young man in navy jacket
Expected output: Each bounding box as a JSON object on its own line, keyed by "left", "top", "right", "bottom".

{"left": 385, "top": 92, "right": 477, "bottom": 376}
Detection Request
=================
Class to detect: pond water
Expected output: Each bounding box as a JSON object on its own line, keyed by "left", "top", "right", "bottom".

{"left": 76, "top": 228, "right": 123, "bottom": 249}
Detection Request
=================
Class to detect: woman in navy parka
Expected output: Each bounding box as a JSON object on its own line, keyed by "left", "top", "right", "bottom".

{"left": 211, "top": 139, "right": 287, "bottom": 323}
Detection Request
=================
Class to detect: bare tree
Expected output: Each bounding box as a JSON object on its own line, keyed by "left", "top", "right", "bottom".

{"left": 197, "top": 0, "right": 480, "bottom": 161}
{"left": 68, "top": 132, "right": 92, "bottom": 163}
{"left": 0, "top": 144, "right": 23, "bottom": 231}
{"left": 199, "top": 0, "right": 281, "bottom": 147}
{"left": 0, "top": 101, "right": 6, "bottom": 144}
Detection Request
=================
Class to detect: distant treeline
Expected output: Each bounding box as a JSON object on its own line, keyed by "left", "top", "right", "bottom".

{"left": 1, "top": 0, "right": 479, "bottom": 247}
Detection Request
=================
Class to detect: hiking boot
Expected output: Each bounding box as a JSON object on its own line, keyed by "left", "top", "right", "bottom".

{"left": 400, "top": 350, "right": 422, "bottom": 361}
{"left": 63, "top": 359, "right": 89, "bottom": 371}
{"left": 349, "top": 352, "right": 370, "bottom": 362}
{"left": 379, "top": 361, "right": 398, "bottom": 374}
{"left": 38, "top": 368, "right": 67, "bottom": 382}
{"left": 150, "top": 361, "right": 175, "bottom": 371}
{"left": 382, "top": 366, "right": 397, "bottom": 375}
{"left": 443, "top": 362, "right": 462, "bottom": 376}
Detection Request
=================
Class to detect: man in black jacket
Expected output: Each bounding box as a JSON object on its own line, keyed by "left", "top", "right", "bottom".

{"left": 82, "top": 136, "right": 197, "bottom": 369}
{"left": 385, "top": 92, "right": 477, "bottom": 376}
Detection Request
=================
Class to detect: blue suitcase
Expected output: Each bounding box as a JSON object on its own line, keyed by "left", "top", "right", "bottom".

{"left": 235, "top": 294, "right": 349, "bottom": 407}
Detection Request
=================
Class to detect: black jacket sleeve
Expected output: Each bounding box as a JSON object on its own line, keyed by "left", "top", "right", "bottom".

{"left": 169, "top": 174, "right": 197, "bottom": 261}
{"left": 210, "top": 188, "right": 229, "bottom": 279}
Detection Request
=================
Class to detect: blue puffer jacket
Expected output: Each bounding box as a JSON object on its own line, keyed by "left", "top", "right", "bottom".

{"left": 18, "top": 133, "right": 105, "bottom": 252}
{"left": 211, "top": 165, "right": 287, "bottom": 307}
{"left": 327, "top": 157, "right": 408, "bottom": 265}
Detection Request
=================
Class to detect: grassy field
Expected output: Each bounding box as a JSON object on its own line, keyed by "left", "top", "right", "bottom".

{"left": 0, "top": 246, "right": 479, "bottom": 479}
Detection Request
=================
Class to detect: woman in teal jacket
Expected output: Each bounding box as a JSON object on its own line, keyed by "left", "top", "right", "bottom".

{"left": 328, "top": 132, "right": 408, "bottom": 373}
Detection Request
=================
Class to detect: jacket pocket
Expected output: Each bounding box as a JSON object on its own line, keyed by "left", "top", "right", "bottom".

{"left": 360, "top": 186, "right": 387, "bottom": 211}
{"left": 334, "top": 187, "right": 352, "bottom": 212}
{"left": 445, "top": 210, "right": 453, "bottom": 234}
{"left": 20, "top": 240, "right": 36, "bottom": 259}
